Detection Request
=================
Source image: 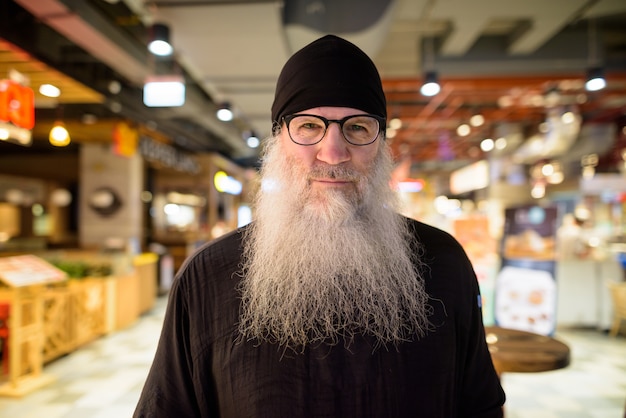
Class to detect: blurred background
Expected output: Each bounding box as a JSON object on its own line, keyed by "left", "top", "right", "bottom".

{"left": 0, "top": 1, "right": 625, "bottom": 416}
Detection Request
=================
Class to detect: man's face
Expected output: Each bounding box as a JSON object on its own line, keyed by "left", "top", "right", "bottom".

{"left": 241, "top": 107, "right": 431, "bottom": 349}
{"left": 278, "top": 106, "right": 382, "bottom": 202}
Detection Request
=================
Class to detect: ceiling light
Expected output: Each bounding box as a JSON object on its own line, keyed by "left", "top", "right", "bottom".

{"left": 216, "top": 103, "right": 234, "bottom": 121}
{"left": 420, "top": 71, "right": 440, "bottom": 96}
{"left": 389, "top": 117, "right": 402, "bottom": 130}
{"left": 456, "top": 123, "right": 471, "bottom": 137}
{"left": 495, "top": 137, "right": 507, "bottom": 150}
{"left": 585, "top": 67, "right": 606, "bottom": 91}
{"left": 386, "top": 128, "right": 397, "bottom": 139}
{"left": 541, "top": 163, "right": 555, "bottom": 176}
{"left": 561, "top": 111, "right": 576, "bottom": 124}
{"left": 39, "top": 84, "right": 60, "bottom": 98}
{"left": 585, "top": 19, "right": 605, "bottom": 92}
{"left": 143, "top": 75, "right": 185, "bottom": 107}
{"left": 108, "top": 80, "right": 122, "bottom": 94}
{"left": 148, "top": 23, "right": 173, "bottom": 56}
{"left": 49, "top": 121, "right": 70, "bottom": 147}
{"left": 531, "top": 183, "right": 546, "bottom": 199}
{"left": 246, "top": 131, "right": 260, "bottom": 148}
{"left": 469, "top": 113, "right": 484, "bottom": 127}
{"left": 480, "top": 138, "right": 494, "bottom": 152}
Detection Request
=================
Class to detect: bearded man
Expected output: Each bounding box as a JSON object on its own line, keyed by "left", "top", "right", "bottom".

{"left": 134, "top": 35, "right": 505, "bottom": 418}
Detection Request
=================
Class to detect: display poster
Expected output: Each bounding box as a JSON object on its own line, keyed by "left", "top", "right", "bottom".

{"left": 452, "top": 217, "right": 499, "bottom": 325}
{"left": 0, "top": 254, "right": 67, "bottom": 287}
{"left": 494, "top": 205, "right": 559, "bottom": 335}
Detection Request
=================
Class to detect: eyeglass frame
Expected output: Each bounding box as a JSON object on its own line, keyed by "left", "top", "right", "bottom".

{"left": 280, "top": 113, "right": 386, "bottom": 146}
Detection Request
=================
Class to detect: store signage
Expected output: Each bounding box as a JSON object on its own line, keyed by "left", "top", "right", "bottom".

{"left": 0, "top": 79, "right": 35, "bottom": 129}
{"left": 112, "top": 121, "right": 139, "bottom": 157}
{"left": 143, "top": 75, "right": 185, "bottom": 107}
{"left": 495, "top": 205, "right": 559, "bottom": 336}
{"left": 0, "top": 79, "right": 35, "bottom": 146}
{"left": 139, "top": 136, "right": 200, "bottom": 174}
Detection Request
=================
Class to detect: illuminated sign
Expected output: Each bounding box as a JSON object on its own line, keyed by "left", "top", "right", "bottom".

{"left": 0, "top": 80, "right": 35, "bottom": 129}
{"left": 112, "top": 121, "right": 139, "bottom": 157}
{"left": 139, "top": 136, "right": 200, "bottom": 174}
{"left": 0, "top": 79, "right": 35, "bottom": 146}
{"left": 143, "top": 75, "right": 185, "bottom": 107}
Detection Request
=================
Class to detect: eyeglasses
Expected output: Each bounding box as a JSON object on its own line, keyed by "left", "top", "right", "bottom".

{"left": 282, "top": 113, "right": 385, "bottom": 146}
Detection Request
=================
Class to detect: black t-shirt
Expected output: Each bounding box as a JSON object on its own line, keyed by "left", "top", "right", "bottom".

{"left": 134, "top": 217, "right": 505, "bottom": 417}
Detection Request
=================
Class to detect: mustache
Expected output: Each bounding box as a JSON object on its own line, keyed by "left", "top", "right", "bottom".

{"left": 307, "top": 164, "right": 360, "bottom": 181}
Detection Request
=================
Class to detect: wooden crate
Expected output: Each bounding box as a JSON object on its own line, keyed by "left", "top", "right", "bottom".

{"left": 42, "top": 286, "right": 72, "bottom": 363}
{"left": 0, "top": 286, "right": 55, "bottom": 397}
{"left": 68, "top": 278, "right": 107, "bottom": 348}
{"left": 0, "top": 253, "right": 158, "bottom": 397}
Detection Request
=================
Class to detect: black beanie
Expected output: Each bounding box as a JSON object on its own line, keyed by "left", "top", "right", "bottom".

{"left": 271, "top": 35, "right": 387, "bottom": 127}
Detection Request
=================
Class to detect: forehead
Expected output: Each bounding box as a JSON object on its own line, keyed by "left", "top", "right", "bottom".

{"left": 296, "top": 107, "right": 369, "bottom": 118}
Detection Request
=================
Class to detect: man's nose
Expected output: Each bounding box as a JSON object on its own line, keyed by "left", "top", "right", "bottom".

{"left": 316, "top": 123, "right": 350, "bottom": 165}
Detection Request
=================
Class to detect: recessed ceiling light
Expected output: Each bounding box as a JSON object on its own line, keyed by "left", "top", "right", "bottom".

{"left": 39, "top": 84, "right": 60, "bottom": 98}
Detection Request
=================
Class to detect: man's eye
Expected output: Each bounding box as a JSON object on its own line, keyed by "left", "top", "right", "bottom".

{"left": 347, "top": 124, "right": 366, "bottom": 131}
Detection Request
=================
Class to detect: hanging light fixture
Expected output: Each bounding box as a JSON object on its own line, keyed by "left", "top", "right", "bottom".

{"left": 148, "top": 23, "right": 173, "bottom": 56}
{"left": 585, "top": 19, "right": 606, "bottom": 92}
{"left": 420, "top": 36, "right": 440, "bottom": 97}
{"left": 49, "top": 121, "right": 70, "bottom": 147}
{"left": 420, "top": 71, "right": 441, "bottom": 96}
{"left": 585, "top": 67, "right": 606, "bottom": 91}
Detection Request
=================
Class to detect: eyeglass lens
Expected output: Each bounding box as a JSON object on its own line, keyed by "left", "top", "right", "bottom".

{"left": 287, "top": 115, "right": 380, "bottom": 145}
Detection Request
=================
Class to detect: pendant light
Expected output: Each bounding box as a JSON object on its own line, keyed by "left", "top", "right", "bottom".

{"left": 585, "top": 67, "right": 606, "bottom": 91}
{"left": 420, "top": 36, "right": 440, "bottom": 97}
{"left": 420, "top": 71, "right": 441, "bottom": 96}
{"left": 585, "top": 19, "right": 606, "bottom": 92}
{"left": 148, "top": 23, "right": 173, "bottom": 57}
{"left": 49, "top": 121, "right": 70, "bottom": 147}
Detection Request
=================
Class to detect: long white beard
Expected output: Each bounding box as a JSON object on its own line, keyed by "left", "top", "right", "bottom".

{"left": 238, "top": 136, "right": 431, "bottom": 350}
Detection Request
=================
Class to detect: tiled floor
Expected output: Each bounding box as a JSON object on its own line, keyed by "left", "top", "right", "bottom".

{"left": 0, "top": 295, "right": 624, "bottom": 418}
{"left": 502, "top": 327, "right": 626, "bottom": 418}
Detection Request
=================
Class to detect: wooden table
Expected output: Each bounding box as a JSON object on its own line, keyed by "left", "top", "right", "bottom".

{"left": 485, "top": 326, "right": 571, "bottom": 375}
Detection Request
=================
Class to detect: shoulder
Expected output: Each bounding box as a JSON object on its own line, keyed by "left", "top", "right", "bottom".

{"left": 185, "top": 225, "right": 248, "bottom": 267}
{"left": 173, "top": 224, "right": 249, "bottom": 291}
{"left": 402, "top": 215, "right": 475, "bottom": 282}
{"left": 403, "top": 216, "right": 465, "bottom": 252}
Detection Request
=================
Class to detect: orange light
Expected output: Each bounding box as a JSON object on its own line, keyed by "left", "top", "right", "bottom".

{"left": 49, "top": 121, "right": 70, "bottom": 146}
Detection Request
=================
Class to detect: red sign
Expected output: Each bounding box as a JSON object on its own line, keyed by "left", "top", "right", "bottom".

{"left": 112, "top": 121, "right": 139, "bottom": 157}
{"left": 0, "top": 79, "right": 35, "bottom": 130}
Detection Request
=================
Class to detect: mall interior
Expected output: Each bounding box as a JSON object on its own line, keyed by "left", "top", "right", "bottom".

{"left": 0, "top": 0, "right": 625, "bottom": 417}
